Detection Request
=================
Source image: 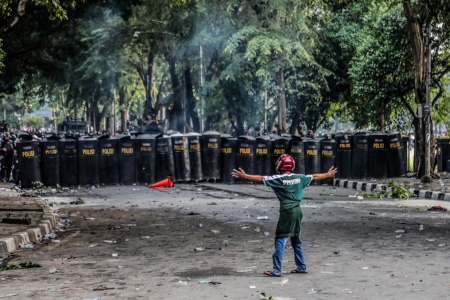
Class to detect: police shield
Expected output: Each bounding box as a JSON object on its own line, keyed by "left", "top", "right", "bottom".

{"left": 201, "top": 131, "right": 221, "bottom": 181}
{"left": 59, "top": 136, "right": 78, "bottom": 187}
{"left": 136, "top": 134, "right": 158, "bottom": 184}
{"left": 351, "top": 132, "right": 369, "bottom": 179}
{"left": 387, "top": 132, "right": 406, "bottom": 177}
{"left": 255, "top": 135, "right": 271, "bottom": 176}
{"left": 334, "top": 133, "right": 352, "bottom": 179}
{"left": 320, "top": 138, "right": 336, "bottom": 185}
{"left": 304, "top": 138, "right": 321, "bottom": 184}
{"left": 187, "top": 132, "right": 203, "bottom": 181}
{"left": 368, "top": 131, "right": 388, "bottom": 178}
{"left": 40, "top": 135, "right": 61, "bottom": 187}
{"left": 118, "top": 135, "right": 136, "bottom": 184}
{"left": 16, "top": 133, "right": 41, "bottom": 188}
{"left": 171, "top": 133, "right": 190, "bottom": 182}
{"left": 270, "top": 135, "right": 289, "bottom": 175}
{"left": 78, "top": 136, "right": 99, "bottom": 186}
{"left": 288, "top": 136, "right": 305, "bottom": 175}
{"left": 235, "top": 136, "right": 255, "bottom": 183}
{"left": 98, "top": 135, "right": 119, "bottom": 185}
{"left": 220, "top": 134, "right": 236, "bottom": 184}
{"left": 155, "top": 135, "right": 175, "bottom": 182}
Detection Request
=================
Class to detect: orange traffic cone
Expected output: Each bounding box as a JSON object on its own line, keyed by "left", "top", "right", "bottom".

{"left": 150, "top": 177, "right": 173, "bottom": 188}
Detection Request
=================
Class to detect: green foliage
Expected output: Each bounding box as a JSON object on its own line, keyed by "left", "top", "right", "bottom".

{"left": 362, "top": 191, "right": 387, "bottom": 199}
{"left": 2, "top": 0, "right": 450, "bottom": 140}
{"left": 326, "top": 2, "right": 413, "bottom": 130}
{"left": 259, "top": 294, "right": 274, "bottom": 300}
{"left": 362, "top": 180, "right": 413, "bottom": 199}
{"left": 0, "top": 0, "right": 84, "bottom": 22}
{"left": 23, "top": 115, "right": 45, "bottom": 129}
{"left": 70, "top": 198, "right": 85, "bottom": 205}
{"left": 387, "top": 179, "right": 414, "bottom": 199}
{"left": 0, "top": 261, "right": 42, "bottom": 271}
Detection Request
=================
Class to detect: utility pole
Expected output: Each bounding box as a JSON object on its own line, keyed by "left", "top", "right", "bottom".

{"left": 423, "top": 19, "right": 432, "bottom": 182}
{"left": 264, "top": 89, "right": 268, "bottom": 131}
{"left": 199, "top": 46, "right": 204, "bottom": 133}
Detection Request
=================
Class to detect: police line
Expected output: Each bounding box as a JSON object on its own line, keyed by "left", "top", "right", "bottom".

{"left": 15, "top": 131, "right": 407, "bottom": 188}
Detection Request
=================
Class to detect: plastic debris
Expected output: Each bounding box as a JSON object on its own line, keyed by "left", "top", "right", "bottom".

{"left": 427, "top": 205, "right": 447, "bottom": 211}
{"left": 49, "top": 267, "right": 58, "bottom": 274}
{"left": 257, "top": 216, "right": 269, "bottom": 220}
{"left": 194, "top": 247, "right": 205, "bottom": 252}
{"left": 93, "top": 285, "right": 115, "bottom": 291}
{"left": 395, "top": 230, "right": 405, "bottom": 234}
{"left": 85, "top": 217, "right": 95, "bottom": 220}
{"left": 211, "top": 230, "right": 220, "bottom": 234}
{"left": 103, "top": 240, "right": 116, "bottom": 243}
{"left": 112, "top": 253, "right": 119, "bottom": 258}
{"left": 263, "top": 231, "right": 270, "bottom": 236}
{"left": 198, "top": 222, "right": 203, "bottom": 228}
{"left": 419, "top": 225, "right": 424, "bottom": 231}
{"left": 273, "top": 278, "right": 289, "bottom": 286}
{"left": 308, "top": 289, "right": 318, "bottom": 294}
{"left": 44, "top": 233, "right": 57, "bottom": 239}
{"left": 236, "top": 266, "right": 257, "bottom": 273}
{"left": 178, "top": 281, "right": 188, "bottom": 286}
{"left": 198, "top": 280, "right": 210, "bottom": 284}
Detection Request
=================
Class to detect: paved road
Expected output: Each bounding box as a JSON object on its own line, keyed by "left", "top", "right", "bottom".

{"left": 0, "top": 183, "right": 449, "bottom": 300}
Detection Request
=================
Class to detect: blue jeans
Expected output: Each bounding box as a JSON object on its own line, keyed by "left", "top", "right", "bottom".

{"left": 272, "top": 235, "right": 306, "bottom": 275}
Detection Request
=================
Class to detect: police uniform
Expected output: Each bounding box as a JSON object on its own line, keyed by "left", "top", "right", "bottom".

{"left": 1, "top": 134, "right": 15, "bottom": 181}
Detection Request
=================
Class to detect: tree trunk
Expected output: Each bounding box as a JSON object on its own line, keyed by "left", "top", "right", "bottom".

{"left": 165, "top": 55, "right": 183, "bottom": 132}
{"left": 184, "top": 67, "right": 200, "bottom": 132}
{"left": 276, "top": 68, "right": 287, "bottom": 134}
{"left": 402, "top": 0, "right": 432, "bottom": 179}
{"left": 236, "top": 115, "right": 245, "bottom": 136}
{"left": 119, "top": 86, "right": 126, "bottom": 133}
{"left": 289, "top": 112, "right": 301, "bottom": 135}
{"left": 143, "top": 51, "right": 154, "bottom": 119}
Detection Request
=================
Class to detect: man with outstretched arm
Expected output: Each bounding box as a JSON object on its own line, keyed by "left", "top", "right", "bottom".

{"left": 231, "top": 154, "right": 337, "bottom": 277}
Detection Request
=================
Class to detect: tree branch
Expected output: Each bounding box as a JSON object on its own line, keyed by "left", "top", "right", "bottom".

{"left": 3, "top": 0, "right": 27, "bottom": 33}
{"left": 400, "top": 96, "right": 417, "bottom": 118}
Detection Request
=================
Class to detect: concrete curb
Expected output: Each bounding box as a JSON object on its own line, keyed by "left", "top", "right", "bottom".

{"left": 333, "top": 179, "right": 450, "bottom": 202}
{"left": 0, "top": 198, "right": 57, "bottom": 257}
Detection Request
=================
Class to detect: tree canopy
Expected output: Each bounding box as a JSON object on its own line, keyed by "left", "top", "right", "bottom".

{"left": 1, "top": 0, "right": 450, "bottom": 177}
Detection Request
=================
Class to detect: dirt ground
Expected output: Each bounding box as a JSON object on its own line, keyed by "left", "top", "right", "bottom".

{"left": 0, "top": 184, "right": 450, "bottom": 300}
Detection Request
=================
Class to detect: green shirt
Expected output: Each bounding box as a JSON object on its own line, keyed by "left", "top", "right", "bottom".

{"left": 263, "top": 174, "right": 313, "bottom": 211}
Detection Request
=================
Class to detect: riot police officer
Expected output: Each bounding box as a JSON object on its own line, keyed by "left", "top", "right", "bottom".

{"left": 1, "top": 132, "right": 15, "bottom": 182}
{"left": 146, "top": 119, "right": 160, "bottom": 134}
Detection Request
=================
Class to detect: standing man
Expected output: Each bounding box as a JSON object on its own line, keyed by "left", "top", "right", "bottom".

{"left": 1, "top": 133, "right": 15, "bottom": 182}
{"left": 231, "top": 154, "right": 337, "bottom": 277}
